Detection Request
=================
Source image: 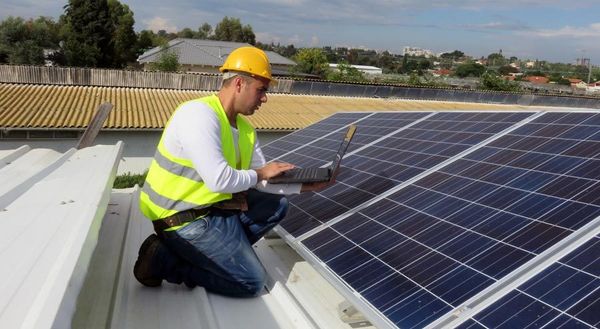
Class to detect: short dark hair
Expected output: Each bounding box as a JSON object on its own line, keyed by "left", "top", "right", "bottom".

{"left": 222, "top": 72, "right": 254, "bottom": 88}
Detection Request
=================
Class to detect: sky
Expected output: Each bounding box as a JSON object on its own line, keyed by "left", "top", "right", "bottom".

{"left": 3, "top": 0, "right": 600, "bottom": 64}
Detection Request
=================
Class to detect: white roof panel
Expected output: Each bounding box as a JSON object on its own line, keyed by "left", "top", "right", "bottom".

{"left": 0, "top": 143, "right": 366, "bottom": 329}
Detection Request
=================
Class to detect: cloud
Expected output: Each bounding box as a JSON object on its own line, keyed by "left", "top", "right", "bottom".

{"left": 310, "top": 36, "right": 320, "bottom": 47}
{"left": 525, "top": 22, "right": 600, "bottom": 38}
{"left": 143, "top": 17, "right": 178, "bottom": 33}
{"left": 287, "top": 35, "right": 303, "bottom": 45}
{"left": 459, "top": 21, "right": 533, "bottom": 32}
{"left": 255, "top": 32, "right": 282, "bottom": 44}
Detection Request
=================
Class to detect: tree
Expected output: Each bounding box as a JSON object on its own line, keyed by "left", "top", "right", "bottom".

{"left": 479, "top": 71, "right": 521, "bottom": 92}
{"left": 137, "top": 30, "right": 157, "bottom": 53}
{"left": 440, "top": 50, "right": 464, "bottom": 61}
{"left": 549, "top": 73, "right": 571, "bottom": 85}
{"left": 326, "top": 62, "right": 365, "bottom": 82}
{"left": 178, "top": 27, "right": 196, "bottom": 38}
{"left": 240, "top": 24, "right": 255, "bottom": 45}
{"left": 61, "top": 0, "right": 115, "bottom": 67}
{"left": 149, "top": 48, "right": 180, "bottom": 72}
{"left": 198, "top": 23, "right": 212, "bottom": 39}
{"left": 291, "top": 48, "right": 329, "bottom": 77}
{"left": 0, "top": 16, "right": 60, "bottom": 64}
{"left": 213, "top": 17, "right": 255, "bottom": 44}
{"left": 455, "top": 62, "right": 485, "bottom": 77}
{"left": 108, "top": 0, "right": 137, "bottom": 67}
{"left": 498, "top": 65, "right": 519, "bottom": 76}
{"left": 487, "top": 52, "right": 506, "bottom": 67}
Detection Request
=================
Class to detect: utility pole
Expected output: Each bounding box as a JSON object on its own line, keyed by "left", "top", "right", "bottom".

{"left": 588, "top": 60, "right": 592, "bottom": 84}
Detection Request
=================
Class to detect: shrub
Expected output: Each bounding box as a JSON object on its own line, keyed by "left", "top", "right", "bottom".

{"left": 113, "top": 171, "right": 147, "bottom": 188}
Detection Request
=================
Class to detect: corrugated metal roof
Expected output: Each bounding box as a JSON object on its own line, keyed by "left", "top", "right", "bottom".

{"left": 138, "top": 38, "right": 296, "bottom": 66}
{"left": 0, "top": 83, "right": 522, "bottom": 131}
{"left": 1, "top": 144, "right": 370, "bottom": 329}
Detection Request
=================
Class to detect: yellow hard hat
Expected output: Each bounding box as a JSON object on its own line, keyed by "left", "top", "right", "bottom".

{"left": 219, "top": 46, "right": 273, "bottom": 81}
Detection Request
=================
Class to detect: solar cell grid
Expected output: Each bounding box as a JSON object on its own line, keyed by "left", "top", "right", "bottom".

{"left": 288, "top": 111, "right": 600, "bottom": 328}
{"left": 261, "top": 112, "right": 370, "bottom": 159}
{"left": 465, "top": 235, "right": 600, "bottom": 329}
{"left": 279, "top": 112, "right": 531, "bottom": 238}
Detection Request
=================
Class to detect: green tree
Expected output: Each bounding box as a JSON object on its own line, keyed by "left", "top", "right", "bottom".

{"left": 240, "top": 24, "right": 255, "bottom": 44}
{"left": 108, "top": 0, "right": 137, "bottom": 67}
{"left": 213, "top": 17, "right": 255, "bottom": 44}
{"left": 137, "top": 30, "right": 157, "bottom": 53}
{"left": 61, "top": 0, "right": 115, "bottom": 67}
{"left": 455, "top": 62, "right": 486, "bottom": 77}
{"left": 525, "top": 70, "right": 545, "bottom": 77}
{"left": 178, "top": 27, "right": 196, "bottom": 38}
{"left": 326, "top": 62, "right": 365, "bottom": 82}
{"left": 0, "top": 16, "right": 60, "bottom": 64}
{"left": 487, "top": 52, "right": 506, "bottom": 67}
{"left": 198, "top": 23, "right": 212, "bottom": 39}
{"left": 498, "top": 65, "right": 519, "bottom": 76}
{"left": 291, "top": 48, "right": 329, "bottom": 77}
{"left": 149, "top": 48, "right": 180, "bottom": 72}
{"left": 440, "top": 50, "right": 464, "bottom": 61}
{"left": 479, "top": 71, "right": 521, "bottom": 92}
{"left": 549, "top": 74, "right": 571, "bottom": 85}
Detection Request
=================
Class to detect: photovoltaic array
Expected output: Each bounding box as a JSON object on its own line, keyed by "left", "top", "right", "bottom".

{"left": 264, "top": 111, "right": 600, "bottom": 329}
{"left": 457, "top": 234, "right": 599, "bottom": 329}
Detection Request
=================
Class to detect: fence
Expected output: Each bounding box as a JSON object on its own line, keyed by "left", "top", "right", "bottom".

{"left": 1, "top": 65, "right": 599, "bottom": 109}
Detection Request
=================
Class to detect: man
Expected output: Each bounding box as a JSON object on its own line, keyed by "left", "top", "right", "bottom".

{"left": 134, "top": 46, "right": 333, "bottom": 297}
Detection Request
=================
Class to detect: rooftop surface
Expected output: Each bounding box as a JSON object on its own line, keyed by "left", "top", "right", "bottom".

{"left": 0, "top": 144, "right": 373, "bottom": 329}
{"left": 0, "top": 83, "right": 526, "bottom": 131}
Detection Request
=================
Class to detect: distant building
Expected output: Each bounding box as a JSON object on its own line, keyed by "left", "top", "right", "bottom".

{"left": 586, "top": 83, "right": 600, "bottom": 94}
{"left": 567, "top": 78, "right": 585, "bottom": 89}
{"left": 138, "top": 38, "right": 296, "bottom": 75}
{"left": 328, "top": 63, "right": 382, "bottom": 75}
{"left": 403, "top": 47, "right": 434, "bottom": 58}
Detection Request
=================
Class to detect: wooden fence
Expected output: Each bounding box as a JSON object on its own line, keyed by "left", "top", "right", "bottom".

{"left": 0, "top": 65, "right": 293, "bottom": 92}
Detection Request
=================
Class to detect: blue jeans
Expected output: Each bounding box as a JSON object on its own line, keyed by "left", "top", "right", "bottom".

{"left": 152, "top": 189, "right": 288, "bottom": 297}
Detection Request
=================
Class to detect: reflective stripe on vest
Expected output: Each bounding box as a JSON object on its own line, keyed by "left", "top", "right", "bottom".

{"left": 139, "top": 95, "right": 256, "bottom": 220}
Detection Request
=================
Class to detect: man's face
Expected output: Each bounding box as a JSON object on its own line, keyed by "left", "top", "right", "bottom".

{"left": 237, "top": 75, "right": 269, "bottom": 116}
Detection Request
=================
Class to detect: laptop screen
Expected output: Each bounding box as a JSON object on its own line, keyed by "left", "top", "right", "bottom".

{"left": 329, "top": 125, "right": 357, "bottom": 171}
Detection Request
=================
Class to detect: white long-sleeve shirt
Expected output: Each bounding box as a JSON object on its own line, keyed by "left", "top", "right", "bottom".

{"left": 162, "top": 100, "right": 301, "bottom": 195}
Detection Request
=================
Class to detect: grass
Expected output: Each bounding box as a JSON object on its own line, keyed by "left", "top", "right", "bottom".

{"left": 113, "top": 171, "right": 147, "bottom": 188}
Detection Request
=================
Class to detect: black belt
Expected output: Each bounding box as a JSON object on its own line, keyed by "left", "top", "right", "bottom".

{"left": 152, "top": 207, "right": 211, "bottom": 233}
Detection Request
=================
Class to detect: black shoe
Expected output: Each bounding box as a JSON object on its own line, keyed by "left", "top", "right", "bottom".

{"left": 133, "top": 234, "right": 162, "bottom": 287}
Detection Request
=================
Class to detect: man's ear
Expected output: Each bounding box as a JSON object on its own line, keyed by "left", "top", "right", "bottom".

{"left": 234, "top": 76, "right": 244, "bottom": 92}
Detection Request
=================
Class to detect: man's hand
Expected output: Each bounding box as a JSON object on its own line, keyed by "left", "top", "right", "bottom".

{"left": 255, "top": 162, "right": 295, "bottom": 181}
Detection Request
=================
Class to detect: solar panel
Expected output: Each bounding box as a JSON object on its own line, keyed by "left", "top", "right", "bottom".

{"left": 456, "top": 235, "right": 600, "bottom": 329}
{"left": 276, "top": 112, "right": 532, "bottom": 239}
{"left": 269, "top": 111, "right": 600, "bottom": 329}
{"left": 261, "top": 112, "right": 370, "bottom": 160}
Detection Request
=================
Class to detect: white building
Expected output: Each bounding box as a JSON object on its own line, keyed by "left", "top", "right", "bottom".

{"left": 329, "top": 63, "right": 382, "bottom": 75}
{"left": 403, "top": 46, "right": 435, "bottom": 58}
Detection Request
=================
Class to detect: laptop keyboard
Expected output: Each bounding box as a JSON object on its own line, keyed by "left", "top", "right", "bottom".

{"left": 292, "top": 167, "right": 322, "bottom": 180}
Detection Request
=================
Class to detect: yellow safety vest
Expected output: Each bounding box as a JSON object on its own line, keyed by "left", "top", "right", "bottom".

{"left": 139, "top": 94, "right": 256, "bottom": 221}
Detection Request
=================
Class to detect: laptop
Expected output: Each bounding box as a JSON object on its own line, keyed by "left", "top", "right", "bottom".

{"left": 268, "top": 124, "right": 357, "bottom": 184}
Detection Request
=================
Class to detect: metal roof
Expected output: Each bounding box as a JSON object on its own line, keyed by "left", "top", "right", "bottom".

{"left": 0, "top": 83, "right": 522, "bottom": 131}
{"left": 0, "top": 144, "right": 374, "bottom": 329}
{"left": 138, "top": 38, "right": 296, "bottom": 67}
